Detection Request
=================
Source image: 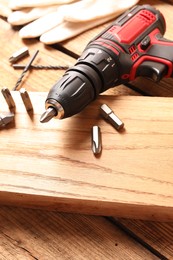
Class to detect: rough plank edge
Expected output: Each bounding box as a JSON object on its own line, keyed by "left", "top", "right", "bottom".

{"left": 1, "top": 191, "right": 173, "bottom": 222}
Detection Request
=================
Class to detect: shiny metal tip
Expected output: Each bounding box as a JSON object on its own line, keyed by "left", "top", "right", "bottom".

{"left": 40, "top": 107, "right": 57, "bottom": 123}
{"left": 0, "top": 113, "right": 14, "bottom": 127}
{"left": 91, "top": 126, "right": 102, "bottom": 155}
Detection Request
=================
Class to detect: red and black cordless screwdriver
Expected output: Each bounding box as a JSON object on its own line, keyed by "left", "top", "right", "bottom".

{"left": 40, "top": 4, "right": 172, "bottom": 122}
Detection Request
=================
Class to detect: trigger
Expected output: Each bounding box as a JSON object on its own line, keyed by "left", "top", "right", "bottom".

{"left": 136, "top": 61, "right": 167, "bottom": 82}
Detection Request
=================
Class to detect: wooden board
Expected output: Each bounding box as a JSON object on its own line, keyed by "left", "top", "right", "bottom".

{"left": 116, "top": 218, "right": 173, "bottom": 259}
{"left": 0, "top": 92, "right": 173, "bottom": 221}
{"left": 0, "top": 207, "right": 158, "bottom": 260}
{"left": 0, "top": 1, "right": 173, "bottom": 259}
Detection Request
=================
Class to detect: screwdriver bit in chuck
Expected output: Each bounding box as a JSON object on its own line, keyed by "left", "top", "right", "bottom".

{"left": 40, "top": 107, "right": 57, "bottom": 123}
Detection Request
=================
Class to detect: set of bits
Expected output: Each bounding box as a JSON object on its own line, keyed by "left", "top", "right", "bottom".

{"left": 0, "top": 87, "right": 33, "bottom": 128}
{"left": 91, "top": 104, "right": 124, "bottom": 156}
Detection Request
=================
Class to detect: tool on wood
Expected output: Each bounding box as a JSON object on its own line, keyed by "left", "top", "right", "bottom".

{"left": 9, "top": 47, "right": 29, "bottom": 63}
{"left": 13, "top": 50, "right": 39, "bottom": 91}
{"left": 0, "top": 113, "right": 14, "bottom": 127}
{"left": 13, "top": 64, "right": 69, "bottom": 70}
{"left": 20, "top": 88, "right": 33, "bottom": 111}
{"left": 100, "top": 104, "right": 124, "bottom": 131}
{"left": 41, "top": 5, "right": 173, "bottom": 122}
{"left": 1, "top": 87, "right": 15, "bottom": 109}
{"left": 91, "top": 126, "right": 102, "bottom": 155}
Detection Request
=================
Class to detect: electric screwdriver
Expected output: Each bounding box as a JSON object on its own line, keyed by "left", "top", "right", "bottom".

{"left": 40, "top": 4, "right": 173, "bottom": 123}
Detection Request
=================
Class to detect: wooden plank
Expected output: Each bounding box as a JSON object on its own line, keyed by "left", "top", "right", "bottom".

{"left": 0, "top": 2, "right": 172, "bottom": 258}
{"left": 0, "top": 12, "right": 153, "bottom": 260}
{"left": 115, "top": 218, "right": 173, "bottom": 259}
{"left": 0, "top": 206, "right": 158, "bottom": 260}
{"left": 0, "top": 92, "right": 173, "bottom": 221}
{"left": 56, "top": 0, "right": 173, "bottom": 256}
{"left": 105, "top": 1, "right": 173, "bottom": 258}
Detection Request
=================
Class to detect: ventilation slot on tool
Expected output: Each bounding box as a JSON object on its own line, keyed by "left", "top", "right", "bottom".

{"left": 131, "top": 53, "right": 139, "bottom": 61}
{"left": 129, "top": 45, "right": 136, "bottom": 54}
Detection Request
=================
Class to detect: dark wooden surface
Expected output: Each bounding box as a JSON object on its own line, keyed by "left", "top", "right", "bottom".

{"left": 0, "top": 0, "right": 173, "bottom": 259}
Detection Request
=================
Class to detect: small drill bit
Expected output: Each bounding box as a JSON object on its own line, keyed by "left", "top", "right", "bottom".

{"left": 0, "top": 113, "right": 14, "bottom": 127}
{"left": 13, "top": 64, "right": 69, "bottom": 70}
{"left": 13, "top": 50, "right": 39, "bottom": 91}
{"left": 91, "top": 126, "right": 102, "bottom": 155}
{"left": 100, "top": 104, "right": 124, "bottom": 131}
{"left": 20, "top": 88, "right": 33, "bottom": 111}
{"left": 40, "top": 107, "right": 57, "bottom": 123}
{"left": 9, "top": 47, "right": 29, "bottom": 63}
{"left": 1, "top": 87, "right": 15, "bottom": 109}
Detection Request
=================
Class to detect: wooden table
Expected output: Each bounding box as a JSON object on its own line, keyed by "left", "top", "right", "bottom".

{"left": 0, "top": 0, "right": 173, "bottom": 259}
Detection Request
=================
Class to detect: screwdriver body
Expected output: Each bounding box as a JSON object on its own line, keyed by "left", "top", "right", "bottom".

{"left": 41, "top": 5, "right": 173, "bottom": 122}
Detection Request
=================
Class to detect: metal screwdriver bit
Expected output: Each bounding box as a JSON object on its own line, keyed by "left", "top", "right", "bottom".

{"left": 9, "top": 47, "right": 29, "bottom": 63}
{"left": 13, "top": 64, "right": 69, "bottom": 70}
{"left": 1, "top": 87, "right": 15, "bottom": 109}
{"left": 0, "top": 113, "right": 14, "bottom": 127}
{"left": 91, "top": 126, "right": 102, "bottom": 155}
{"left": 100, "top": 104, "right": 124, "bottom": 131}
{"left": 13, "top": 50, "right": 39, "bottom": 91}
{"left": 40, "top": 107, "right": 57, "bottom": 123}
{"left": 20, "top": 88, "right": 33, "bottom": 111}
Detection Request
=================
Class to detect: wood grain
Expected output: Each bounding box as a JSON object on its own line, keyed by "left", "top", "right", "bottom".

{"left": 115, "top": 218, "right": 173, "bottom": 259}
{"left": 0, "top": 206, "right": 158, "bottom": 260}
{"left": 0, "top": 1, "right": 173, "bottom": 259}
{"left": 0, "top": 92, "right": 173, "bottom": 221}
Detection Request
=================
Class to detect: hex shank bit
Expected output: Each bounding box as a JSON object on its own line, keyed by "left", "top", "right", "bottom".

{"left": 20, "top": 88, "right": 33, "bottom": 111}
{"left": 9, "top": 47, "right": 29, "bottom": 63}
{"left": 100, "top": 104, "right": 124, "bottom": 130}
{"left": 1, "top": 87, "right": 15, "bottom": 109}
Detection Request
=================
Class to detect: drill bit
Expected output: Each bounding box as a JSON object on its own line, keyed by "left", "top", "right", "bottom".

{"left": 91, "top": 126, "right": 102, "bottom": 155}
{"left": 13, "top": 64, "right": 69, "bottom": 70}
{"left": 40, "top": 107, "right": 57, "bottom": 123}
{"left": 0, "top": 113, "right": 14, "bottom": 127}
{"left": 20, "top": 88, "right": 33, "bottom": 111}
{"left": 9, "top": 47, "right": 29, "bottom": 63}
{"left": 100, "top": 104, "right": 124, "bottom": 131}
{"left": 1, "top": 87, "right": 15, "bottom": 109}
{"left": 13, "top": 50, "right": 39, "bottom": 91}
